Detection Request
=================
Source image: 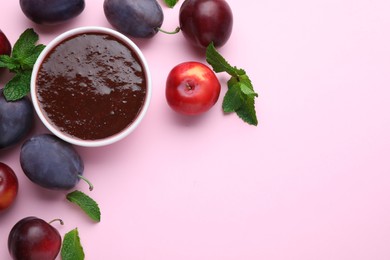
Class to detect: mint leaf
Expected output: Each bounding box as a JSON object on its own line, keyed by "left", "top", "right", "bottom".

{"left": 237, "top": 74, "right": 257, "bottom": 96}
{"left": 12, "top": 28, "right": 39, "bottom": 60}
{"left": 239, "top": 82, "right": 257, "bottom": 97}
{"left": 0, "top": 28, "right": 45, "bottom": 101}
{"left": 0, "top": 55, "right": 20, "bottom": 72}
{"left": 206, "top": 42, "right": 245, "bottom": 76}
{"left": 61, "top": 228, "right": 85, "bottom": 260}
{"left": 164, "top": 0, "right": 179, "bottom": 8}
{"left": 235, "top": 93, "right": 258, "bottom": 126}
{"left": 223, "top": 79, "right": 258, "bottom": 125}
{"left": 66, "top": 190, "right": 101, "bottom": 222}
{"left": 206, "top": 42, "right": 258, "bottom": 126}
{"left": 3, "top": 70, "right": 31, "bottom": 101}
{"left": 223, "top": 82, "right": 244, "bottom": 113}
{"left": 19, "top": 44, "right": 45, "bottom": 70}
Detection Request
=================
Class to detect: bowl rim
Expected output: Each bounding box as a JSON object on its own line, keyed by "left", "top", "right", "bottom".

{"left": 30, "top": 26, "right": 152, "bottom": 147}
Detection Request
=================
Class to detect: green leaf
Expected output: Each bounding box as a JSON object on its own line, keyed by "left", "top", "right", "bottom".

{"left": 238, "top": 74, "right": 258, "bottom": 96}
{"left": 12, "top": 28, "right": 39, "bottom": 60}
{"left": 0, "top": 55, "right": 20, "bottom": 72}
{"left": 223, "top": 81, "right": 244, "bottom": 113}
{"left": 225, "top": 79, "right": 258, "bottom": 126}
{"left": 206, "top": 42, "right": 244, "bottom": 76}
{"left": 19, "top": 44, "right": 45, "bottom": 70}
{"left": 66, "top": 190, "right": 101, "bottom": 222}
{"left": 164, "top": 0, "right": 179, "bottom": 8}
{"left": 0, "top": 28, "right": 45, "bottom": 101}
{"left": 61, "top": 228, "right": 85, "bottom": 260}
{"left": 206, "top": 43, "right": 259, "bottom": 126}
{"left": 3, "top": 70, "right": 31, "bottom": 101}
{"left": 235, "top": 94, "right": 258, "bottom": 126}
{"left": 240, "top": 83, "right": 257, "bottom": 96}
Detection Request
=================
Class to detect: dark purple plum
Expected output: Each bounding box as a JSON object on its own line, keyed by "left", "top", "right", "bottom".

{"left": 20, "top": 134, "right": 84, "bottom": 190}
{"left": 0, "top": 29, "right": 11, "bottom": 56}
{"left": 0, "top": 89, "right": 34, "bottom": 150}
{"left": 19, "top": 0, "right": 85, "bottom": 24}
{"left": 8, "top": 216, "right": 62, "bottom": 260}
{"left": 104, "top": 0, "right": 164, "bottom": 38}
{"left": 179, "top": 0, "right": 233, "bottom": 48}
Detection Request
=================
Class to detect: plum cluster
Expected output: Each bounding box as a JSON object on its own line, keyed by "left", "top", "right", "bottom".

{"left": 18, "top": 0, "right": 233, "bottom": 48}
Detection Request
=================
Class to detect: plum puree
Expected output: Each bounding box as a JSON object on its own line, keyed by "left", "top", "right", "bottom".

{"left": 36, "top": 33, "right": 147, "bottom": 140}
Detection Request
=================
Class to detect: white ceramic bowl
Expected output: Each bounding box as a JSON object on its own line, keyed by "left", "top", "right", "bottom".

{"left": 31, "top": 26, "right": 152, "bottom": 147}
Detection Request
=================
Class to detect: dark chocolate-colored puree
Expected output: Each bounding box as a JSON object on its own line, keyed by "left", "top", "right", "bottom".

{"left": 36, "top": 33, "right": 147, "bottom": 140}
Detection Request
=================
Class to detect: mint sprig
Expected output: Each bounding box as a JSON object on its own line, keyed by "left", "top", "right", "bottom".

{"left": 163, "top": 0, "right": 179, "bottom": 8}
{"left": 61, "top": 228, "right": 85, "bottom": 260}
{"left": 0, "top": 28, "right": 45, "bottom": 101}
{"left": 66, "top": 190, "right": 101, "bottom": 222}
{"left": 206, "top": 43, "right": 258, "bottom": 126}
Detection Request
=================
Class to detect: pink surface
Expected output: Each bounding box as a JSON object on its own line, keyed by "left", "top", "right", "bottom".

{"left": 1, "top": 0, "right": 390, "bottom": 259}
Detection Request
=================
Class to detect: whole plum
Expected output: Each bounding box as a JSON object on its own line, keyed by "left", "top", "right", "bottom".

{"left": 20, "top": 134, "right": 84, "bottom": 190}
{"left": 179, "top": 0, "right": 233, "bottom": 48}
{"left": 104, "top": 0, "right": 164, "bottom": 38}
{"left": 19, "top": 0, "right": 85, "bottom": 24}
{"left": 166, "top": 62, "right": 221, "bottom": 115}
{"left": 0, "top": 90, "right": 34, "bottom": 150}
{"left": 8, "top": 216, "right": 62, "bottom": 260}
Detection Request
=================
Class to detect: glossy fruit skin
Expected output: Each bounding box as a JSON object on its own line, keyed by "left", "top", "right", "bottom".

{"left": 0, "top": 29, "right": 11, "bottom": 56}
{"left": 166, "top": 61, "right": 221, "bottom": 115}
{"left": 0, "top": 90, "right": 34, "bottom": 150}
{"left": 104, "top": 0, "right": 163, "bottom": 38}
{"left": 179, "top": 0, "right": 233, "bottom": 48}
{"left": 8, "top": 216, "right": 61, "bottom": 260}
{"left": 0, "top": 162, "right": 18, "bottom": 211}
{"left": 20, "top": 134, "right": 84, "bottom": 190}
{"left": 19, "top": 0, "right": 85, "bottom": 24}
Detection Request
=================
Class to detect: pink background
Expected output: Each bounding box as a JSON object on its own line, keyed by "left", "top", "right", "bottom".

{"left": 1, "top": 0, "right": 390, "bottom": 259}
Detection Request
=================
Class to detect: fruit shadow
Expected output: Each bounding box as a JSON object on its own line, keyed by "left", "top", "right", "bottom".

{"left": 177, "top": 35, "right": 208, "bottom": 59}
{"left": 0, "top": 141, "right": 20, "bottom": 158}
{"left": 131, "top": 35, "right": 155, "bottom": 47}
{"left": 167, "top": 108, "right": 211, "bottom": 127}
{"left": 24, "top": 185, "right": 95, "bottom": 223}
{"left": 29, "top": 185, "right": 67, "bottom": 202}
{"left": 74, "top": 141, "right": 133, "bottom": 174}
{"left": 0, "top": 198, "right": 19, "bottom": 220}
{"left": 22, "top": 16, "right": 85, "bottom": 37}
